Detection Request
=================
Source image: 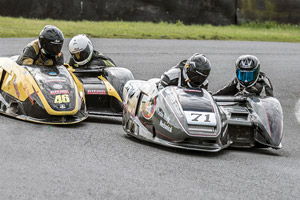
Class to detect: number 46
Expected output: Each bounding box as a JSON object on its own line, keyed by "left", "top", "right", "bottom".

{"left": 54, "top": 94, "right": 70, "bottom": 104}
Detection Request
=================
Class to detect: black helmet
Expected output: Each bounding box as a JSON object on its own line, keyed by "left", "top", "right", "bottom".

{"left": 39, "top": 25, "right": 64, "bottom": 58}
{"left": 184, "top": 53, "right": 211, "bottom": 88}
{"left": 235, "top": 55, "right": 260, "bottom": 88}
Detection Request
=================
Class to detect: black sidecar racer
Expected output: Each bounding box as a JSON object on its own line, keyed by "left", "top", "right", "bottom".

{"left": 68, "top": 65, "right": 134, "bottom": 117}
{"left": 122, "top": 79, "right": 283, "bottom": 152}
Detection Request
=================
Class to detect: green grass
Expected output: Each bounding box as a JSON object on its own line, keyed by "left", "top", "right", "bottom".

{"left": 0, "top": 16, "right": 300, "bottom": 42}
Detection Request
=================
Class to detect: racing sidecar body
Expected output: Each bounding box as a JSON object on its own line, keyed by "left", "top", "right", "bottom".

{"left": 0, "top": 57, "right": 87, "bottom": 124}
{"left": 69, "top": 65, "right": 134, "bottom": 117}
{"left": 215, "top": 95, "right": 283, "bottom": 149}
{"left": 122, "top": 80, "right": 283, "bottom": 152}
{"left": 122, "top": 80, "right": 229, "bottom": 152}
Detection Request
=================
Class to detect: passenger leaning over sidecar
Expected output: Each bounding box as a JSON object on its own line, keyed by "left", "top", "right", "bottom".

{"left": 16, "top": 25, "right": 64, "bottom": 66}
{"left": 68, "top": 34, "right": 116, "bottom": 68}
{"left": 159, "top": 53, "right": 211, "bottom": 90}
{"left": 214, "top": 55, "right": 273, "bottom": 97}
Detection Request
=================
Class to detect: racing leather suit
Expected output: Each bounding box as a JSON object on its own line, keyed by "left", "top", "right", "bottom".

{"left": 214, "top": 72, "right": 273, "bottom": 97}
{"left": 16, "top": 39, "right": 64, "bottom": 66}
{"left": 68, "top": 50, "right": 116, "bottom": 68}
{"left": 159, "top": 60, "right": 208, "bottom": 89}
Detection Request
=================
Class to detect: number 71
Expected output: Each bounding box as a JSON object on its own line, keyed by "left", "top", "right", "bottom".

{"left": 191, "top": 113, "right": 211, "bottom": 122}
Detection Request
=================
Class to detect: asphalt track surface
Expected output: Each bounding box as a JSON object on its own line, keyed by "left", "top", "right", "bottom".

{"left": 0, "top": 38, "right": 299, "bottom": 200}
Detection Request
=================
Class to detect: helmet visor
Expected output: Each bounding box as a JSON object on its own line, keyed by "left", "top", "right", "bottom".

{"left": 237, "top": 68, "right": 259, "bottom": 84}
{"left": 71, "top": 45, "right": 92, "bottom": 63}
{"left": 50, "top": 42, "right": 63, "bottom": 56}
{"left": 43, "top": 41, "right": 63, "bottom": 56}
{"left": 187, "top": 70, "right": 208, "bottom": 86}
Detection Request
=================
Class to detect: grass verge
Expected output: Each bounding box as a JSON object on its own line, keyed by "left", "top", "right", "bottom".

{"left": 0, "top": 16, "right": 299, "bottom": 42}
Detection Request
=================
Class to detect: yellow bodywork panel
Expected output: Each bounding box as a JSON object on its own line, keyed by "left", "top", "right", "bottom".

{"left": 66, "top": 64, "right": 121, "bottom": 102}
{"left": 0, "top": 58, "right": 80, "bottom": 116}
{"left": 98, "top": 75, "right": 122, "bottom": 102}
{"left": 0, "top": 58, "right": 34, "bottom": 101}
{"left": 65, "top": 64, "right": 85, "bottom": 102}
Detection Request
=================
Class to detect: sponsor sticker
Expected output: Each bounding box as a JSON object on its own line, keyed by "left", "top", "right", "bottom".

{"left": 159, "top": 120, "right": 173, "bottom": 133}
{"left": 157, "top": 108, "right": 170, "bottom": 123}
{"left": 49, "top": 72, "right": 58, "bottom": 76}
{"left": 142, "top": 98, "right": 156, "bottom": 120}
{"left": 45, "top": 79, "right": 66, "bottom": 83}
{"left": 169, "top": 94, "right": 183, "bottom": 118}
{"left": 52, "top": 84, "right": 63, "bottom": 89}
{"left": 87, "top": 90, "right": 106, "bottom": 95}
{"left": 50, "top": 90, "right": 70, "bottom": 95}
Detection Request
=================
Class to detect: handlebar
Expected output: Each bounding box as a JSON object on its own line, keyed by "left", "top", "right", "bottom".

{"left": 213, "top": 96, "right": 247, "bottom": 102}
{"left": 73, "top": 66, "right": 106, "bottom": 73}
{"left": 73, "top": 69, "right": 104, "bottom": 73}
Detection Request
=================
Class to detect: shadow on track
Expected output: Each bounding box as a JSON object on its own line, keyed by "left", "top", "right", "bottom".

{"left": 227, "top": 147, "right": 283, "bottom": 157}
{"left": 122, "top": 134, "right": 228, "bottom": 157}
{"left": 0, "top": 113, "right": 88, "bottom": 128}
{"left": 122, "top": 134, "right": 283, "bottom": 157}
{"left": 49, "top": 116, "right": 122, "bottom": 130}
{"left": 85, "top": 115, "right": 122, "bottom": 125}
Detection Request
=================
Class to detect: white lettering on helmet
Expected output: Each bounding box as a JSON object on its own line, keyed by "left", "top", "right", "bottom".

{"left": 241, "top": 58, "right": 253, "bottom": 68}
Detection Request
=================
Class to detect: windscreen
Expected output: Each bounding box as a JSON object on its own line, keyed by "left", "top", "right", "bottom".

{"left": 25, "top": 65, "right": 77, "bottom": 112}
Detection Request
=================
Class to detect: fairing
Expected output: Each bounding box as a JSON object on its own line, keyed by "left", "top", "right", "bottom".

{"left": 154, "top": 87, "right": 224, "bottom": 139}
{"left": 249, "top": 97, "right": 283, "bottom": 148}
{"left": 122, "top": 80, "right": 229, "bottom": 152}
{"left": 215, "top": 96, "right": 283, "bottom": 149}
{"left": 71, "top": 66, "right": 134, "bottom": 116}
{"left": 123, "top": 80, "right": 283, "bottom": 152}
{"left": 26, "top": 65, "right": 79, "bottom": 112}
{"left": 0, "top": 57, "right": 87, "bottom": 124}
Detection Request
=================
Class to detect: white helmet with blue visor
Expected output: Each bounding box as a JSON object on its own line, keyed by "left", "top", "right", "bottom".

{"left": 235, "top": 55, "right": 260, "bottom": 88}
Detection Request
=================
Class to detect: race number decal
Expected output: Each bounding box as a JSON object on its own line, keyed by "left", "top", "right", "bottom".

{"left": 184, "top": 111, "right": 217, "bottom": 126}
{"left": 54, "top": 94, "right": 70, "bottom": 104}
